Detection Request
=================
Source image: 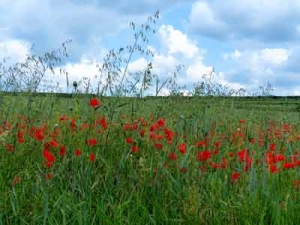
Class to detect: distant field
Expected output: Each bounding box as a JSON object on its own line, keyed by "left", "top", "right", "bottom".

{"left": 1, "top": 94, "right": 300, "bottom": 224}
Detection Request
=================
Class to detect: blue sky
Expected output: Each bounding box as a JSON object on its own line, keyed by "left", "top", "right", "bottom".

{"left": 1, "top": 0, "right": 300, "bottom": 95}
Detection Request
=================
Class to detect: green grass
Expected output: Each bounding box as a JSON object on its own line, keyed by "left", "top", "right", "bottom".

{"left": 1, "top": 93, "right": 300, "bottom": 224}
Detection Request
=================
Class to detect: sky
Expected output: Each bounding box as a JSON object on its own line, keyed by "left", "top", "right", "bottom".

{"left": 1, "top": 0, "right": 300, "bottom": 95}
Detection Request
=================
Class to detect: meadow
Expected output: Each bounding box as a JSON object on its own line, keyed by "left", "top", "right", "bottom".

{"left": 1, "top": 93, "right": 300, "bottom": 224}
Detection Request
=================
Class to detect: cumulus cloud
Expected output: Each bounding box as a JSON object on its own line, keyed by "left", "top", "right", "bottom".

{"left": 0, "top": 39, "right": 30, "bottom": 63}
{"left": 159, "top": 25, "right": 201, "bottom": 58}
{"left": 124, "top": 24, "right": 216, "bottom": 94}
{"left": 0, "top": 0, "right": 153, "bottom": 61}
{"left": 221, "top": 48, "right": 297, "bottom": 94}
{"left": 189, "top": 0, "right": 300, "bottom": 42}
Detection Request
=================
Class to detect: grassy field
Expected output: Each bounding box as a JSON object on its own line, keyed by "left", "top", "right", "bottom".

{"left": 1, "top": 94, "right": 300, "bottom": 224}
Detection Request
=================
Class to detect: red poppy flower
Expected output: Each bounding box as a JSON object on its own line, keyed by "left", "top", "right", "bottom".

{"left": 60, "top": 115, "right": 68, "bottom": 121}
{"left": 140, "top": 129, "right": 145, "bottom": 138}
{"left": 214, "top": 142, "right": 221, "bottom": 148}
{"left": 269, "top": 164, "right": 279, "bottom": 174}
{"left": 5, "top": 144, "right": 14, "bottom": 152}
{"left": 123, "top": 124, "right": 131, "bottom": 131}
{"left": 50, "top": 139, "right": 59, "bottom": 148}
{"left": 45, "top": 161, "right": 54, "bottom": 168}
{"left": 197, "top": 150, "right": 212, "bottom": 161}
{"left": 131, "top": 145, "right": 139, "bottom": 153}
{"left": 178, "top": 143, "right": 187, "bottom": 154}
{"left": 35, "top": 129, "right": 44, "bottom": 141}
{"left": 169, "top": 152, "right": 177, "bottom": 161}
{"left": 269, "top": 143, "right": 276, "bottom": 151}
{"left": 276, "top": 154, "right": 285, "bottom": 162}
{"left": 90, "top": 98, "right": 101, "bottom": 108}
{"left": 45, "top": 173, "right": 53, "bottom": 180}
{"left": 89, "top": 153, "right": 96, "bottom": 163}
{"left": 180, "top": 167, "right": 187, "bottom": 173}
{"left": 60, "top": 145, "right": 66, "bottom": 157}
{"left": 155, "top": 143, "right": 163, "bottom": 150}
{"left": 229, "top": 152, "right": 235, "bottom": 157}
{"left": 126, "top": 137, "right": 134, "bottom": 144}
{"left": 75, "top": 149, "right": 82, "bottom": 156}
{"left": 231, "top": 172, "right": 240, "bottom": 182}
{"left": 86, "top": 138, "right": 97, "bottom": 146}
{"left": 43, "top": 149, "right": 55, "bottom": 163}
{"left": 132, "top": 123, "right": 139, "bottom": 130}
{"left": 157, "top": 118, "right": 165, "bottom": 127}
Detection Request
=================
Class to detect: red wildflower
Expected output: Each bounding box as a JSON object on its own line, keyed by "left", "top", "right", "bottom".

{"left": 35, "top": 129, "right": 44, "bottom": 141}
{"left": 210, "top": 162, "right": 219, "bottom": 169}
{"left": 237, "top": 149, "right": 249, "bottom": 162}
{"left": 276, "top": 154, "right": 285, "bottom": 162}
{"left": 123, "top": 123, "right": 131, "bottom": 131}
{"left": 132, "top": 123, "right": 139, "bottom": 130}
{"left": 156, "top": 134, "right": 163, "bottom": 141}
{"left": 140, "top": 129, "right": 145, "bottom": 138}
{"left": 50, "top": 139, "right": 59, "bottom": 148}
{"left": 229, "top": 152, "right": 235, "bottom": 157}
{"left": 89, "top": 153, "right": 96, "bottom": 163}
{"left": 180, "top": 167, "right": 187, "bottom": 173}
{"left": 5, "top": 144, "right": 14, "bottom": 152}
{"left": 99, "top": 117, "right": 108, "bottom": 130}
{"left": 269, "top": 164, "right": 279, "bottom": 174}
{"left": 197, "top": 150, "right": 212, "bottom": 162}
{"left": 194, "top": 140, "right": 207, "bottom": 148}
{"left": 90, "top": 98, "right": 101, "bottom": 108}
{"left": 249, "top": 138, "right": 255, "bottom": 144}
{"left": 164, "top": 128, "right": 175, "bottom": 144}
{"left": 45, "top": 161, "right": 54, "bottom": 168}
{"left": 157, "top": 118, "right": 165, "bottom": 127}
{"left": 60, "top": 145, "right": 66, "bottom": 157}
{"left": 149, "top": 132, "right": 155, "bottom": 140}
{"left": 231, "top": 172, "right": 240, "bottom": 182}
{"left": 150, "top": 123, "right": 159, "bottom": 132}
{"left": 45, "top": 173, "right": 53, "bottom": 180}
{"left": 169, "top": 152, "right": 177, "bottom": 161}
{"left": 214, "top": 142, "right": 221, "bottom": 148}
{"left": 178, "top": 143, "right": 187, "bottom": 154}
{"left": 126, "top": 137, "right": 134, "bottom": 144}
{"left": 283, "top": 162, "right": 296, "bottom": 169}
{"left": 60, "top": 115, "right": 68, "bottom": 121}
{"left": 131, "top": 145, "right": 139, "bottom": 153}
{"left": 220, "top": 158, "right": 228, "bottom": 169}
{"left": 43, "top": 149, "right": 55, "bottom": 163}
{"left": 86, "top": 138, "right": 97, "bottom": 146}
{"left": 269, "top": 143, "right": 276, "bottom": 151}
{"left": 70, "top": 119, "right": 76, "bottom": 130}
{"left": 155, "top": 143, "right": 163, "bottom": 150}
{"left": 75, "top": 149, "right": 82, "bottom": 157}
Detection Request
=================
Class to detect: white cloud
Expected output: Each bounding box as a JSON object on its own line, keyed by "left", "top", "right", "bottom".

{"left": 42, "top": 55, "right": 103, "bottom": 92}
{"left": 220, "top": 47, "right": 296, "bottom": 94}
{"left": 223, "top": 50, "right": 241, "bottom": 60}
{"left": 127, "top": 58, "right": 149, "bottom": 72}
{"left": 159, "top": 24, "right": 201, "bottom": 58}
{"left": 0, "top": 39, "right": 30, "bottom": 63}
{"left": 186, "top": 60, "right": 213, "bottom": 83}
{"left": 189, "top": 0, "right": 300, "bottom": 42}
{"left": 189, "top": 1, "right": 227, "bottom": 38}
{"left": 260, "top": 48, "right": 289, "bottom": 66}
{"left": 224, "top": 48, "right": 289, "bottom": 72}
